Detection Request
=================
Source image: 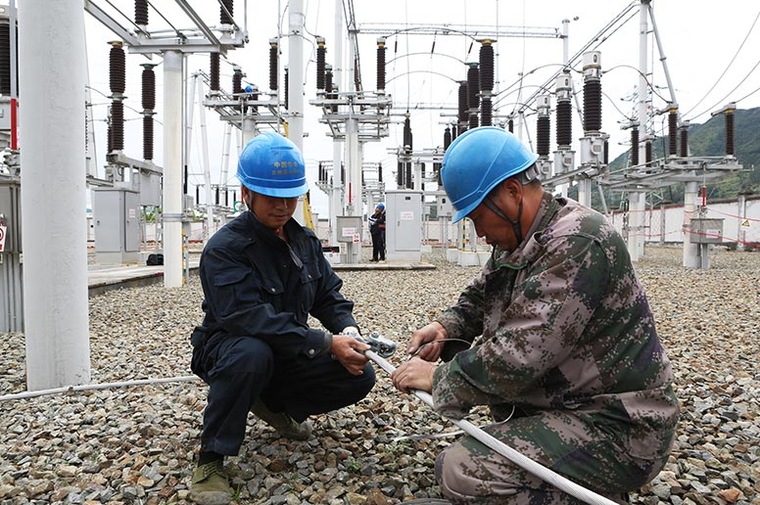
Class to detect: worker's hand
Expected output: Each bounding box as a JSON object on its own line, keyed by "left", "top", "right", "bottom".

{"left": 391, "top": 357, "right": 436, "bottom": 394}
{"left": 408, "top": 321, "right": 448, "bottom": 362}
{"left": 331, "top": 334, "right": 370, "bottom": 376}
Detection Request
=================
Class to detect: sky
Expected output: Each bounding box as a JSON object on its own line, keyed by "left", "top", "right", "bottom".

{"left": 82, "top": 1, "right": 760, "bottom": 216}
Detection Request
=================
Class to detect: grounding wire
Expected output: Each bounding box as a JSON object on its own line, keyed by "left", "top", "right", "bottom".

{"left": 734, "top": 82, "right": 760, "bottom": 104}
{"left": 688, "top": 56, "right": 760, "bottom": 123}
{"left": 144, "top": 0, "right": 183, "bottom": 39}
{"left": 683, "top": 9, "right": 760, "bottom": 121}
{"left": 101, "top": 0, "right": 146, "bottom": 34}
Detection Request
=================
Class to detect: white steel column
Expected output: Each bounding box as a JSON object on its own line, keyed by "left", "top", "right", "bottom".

{"left": 577, "top": 178, "right": 592, "bottom": 208}
{"left": 163, "top": 51, "right": 184, "bottom": 287}
{"left": 346, "top": 33, "right": 361, "bottom": 219}
{"left": 288, "top": 0, "right": 305, "bottom": 149}
{"left": 20, "top": 0, "right": 90, "bottom": 389}
{"left": 628, "top": 192, "right": 645, "bottom": 262}
{"left": 197, "top": 81, "right": 214, "bottom": 239}
{"left": 682, "top": 181, "right": 699, "bottom": 268}
{"left": 632, "top": 1, "right": 650, "bottom": 261}
{"left": 331, "top": 0, "right": 344, "bottom": 244}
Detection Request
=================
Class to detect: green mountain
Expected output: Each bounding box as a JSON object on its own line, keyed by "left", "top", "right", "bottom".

{"left": 569, "top": 107, "right": 760, "bottom": 210}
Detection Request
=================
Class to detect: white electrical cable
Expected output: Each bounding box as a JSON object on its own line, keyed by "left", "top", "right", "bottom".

{"left": 0, "top": 375, "right": 200, "bottom": 403}
{"left": 365, "top": 350, "right": 620, "bottom": 505}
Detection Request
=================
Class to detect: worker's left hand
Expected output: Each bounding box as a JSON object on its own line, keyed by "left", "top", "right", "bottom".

{"left": 391, "top": 357, "right": 436, "bottom": 394}
{"left": 331, "top": 334, "right": 370, "bottom": 376}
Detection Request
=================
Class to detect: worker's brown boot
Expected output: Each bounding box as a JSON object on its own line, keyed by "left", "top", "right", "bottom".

{"left": 251, "top": 399, "right": 312, "bottom": 440}
{"left": 190, "top": 459, "right": 231, "bottom": 505}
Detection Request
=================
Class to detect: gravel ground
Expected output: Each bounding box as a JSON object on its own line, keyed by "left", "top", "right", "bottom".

{"left": 1, "top": 245, "right": 758, "bottom": 505}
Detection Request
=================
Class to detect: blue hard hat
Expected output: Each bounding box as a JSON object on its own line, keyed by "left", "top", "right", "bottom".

{"left": 237, "top": 132, "right": 309, "bottom": 198}
{"left": 441, "top": 127, "right": 539, "bottom": 223}
{"left": 376, "top": 203, "right": 385, "bottom": 211}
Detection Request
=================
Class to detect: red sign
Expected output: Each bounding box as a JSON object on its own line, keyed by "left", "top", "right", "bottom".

{"left": 0, "top": 225, "right": 6, "bottom": 253}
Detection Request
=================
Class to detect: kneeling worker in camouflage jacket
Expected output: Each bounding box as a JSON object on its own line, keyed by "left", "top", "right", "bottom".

{"left": 391, "top": 127, "right": 679, "bottom": 504}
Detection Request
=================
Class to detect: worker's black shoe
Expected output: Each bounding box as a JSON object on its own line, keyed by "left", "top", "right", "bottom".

{"left": 251, "top": 399, "right": 312, "bottom": 440}
{"left": 190, "top": 459, "right": 231, "bottom": 505}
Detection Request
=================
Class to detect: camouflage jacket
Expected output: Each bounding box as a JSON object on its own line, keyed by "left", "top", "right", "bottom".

{"left": 433, "top": 193, "right": 679, "bottom": 462}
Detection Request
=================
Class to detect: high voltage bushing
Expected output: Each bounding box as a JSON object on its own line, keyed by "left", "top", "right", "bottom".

{"left": 444, "top": 126, "right": 452, "bottom": 150}
{"left": 108, "top": 41, "right": 126, "bottom": 152}
{"left": 110, "top": 101, "right": 124, "bottom": 151}
{"left": 232, "top": 66, "right": 243, "bottom": 95}
{"left": 555, "top": 73, "right": 573, "bottom": 147}
{"left": 354, "top": 59, "right": 361, "bottom": 94}
{"left": 220, "top": 0, "right": 234, "bottom": 25}
{"left": 406, "top": 163, "right": 413, "bottom": 189}
{"left": 379, "top": 164, "right": 383, "bottom": 183}
{"left": 508, "top": 116, "right": 514, "bottom": 133}
{"left": 451, "top": 124, "right": 458, "bottom": 140}
{"left": 316, "top": 36, "right": 326, "bottom": 90}
{"left": 109, "top": 41, "right": 126, "bottom": 95}
{"left": 481, "top": 99, "right": 493, "bottom": 127}
{"left": 582, "top": 52, "right": 602, "bottom": 132}
{"left": 457, "top": 82, "right": 468, "bottom": 128}
{"left": 680, "top": 121, "right": 689, "bottom": 158}
{"left": 325, "top": 64, "right": 333, "bottom": 93}
{"left": 397, "top": 161, "right": 403, "bottom": 187}
{"left": 725, "top": 108, "right": 735, "bottom": 156}
{"left": 479, "top": 40, "right": 494, "bottom": 92}
{"left": 403, "top": 116, "right": 413, "bottom": 151}
{"left": 603, "top": 139, "right": 609, "bottom": 165}
{"left": 377, "top": 37, "right": 387, "bottom": 91}
{"left": 141, "top": 64, "right": 155, "bottom": 110}
{"left": 215, "top": 186, "right": 220, "bottom": 205}
{"left": 536, "top": 95, "right": 551, "bottom": 157}
{"left": 135, "top": 0, "right": 149, "bottom": 26}
{"left": 630, "top": 126, "right": 639, "bottom": 166}
{"left": 645, "top": 140, "right": 653, "bottom": 167}
{"left": 284, "top": 66, "right": 289, "bottom": 109}
{"left": 269, "top": 39, "right": 278, "bottom": 91}
{"left": 536, "top": 113, "right": 551, "bottom": 158}
{"left": 325, "top": 64, "right": 338, "bottom": 113}
{"left": 210, "top": 53, "right": 220, "bottom": 92}
{"left": 143, "top": 116, "right": 153, "bottom": 161}
{"left": 341, "top": 162, "right": 345, "bottom": 184}
{"left": 668, "top": 108, "right": 678, "bottom": 156}
{"left": 141, "top": 63, "right": 156, "bottom": 161}
{"left": 467, "top": 62, "right": 480, "bottom": 129}
{"left": 0, "top": 21, "right": 12, "bottom": 96}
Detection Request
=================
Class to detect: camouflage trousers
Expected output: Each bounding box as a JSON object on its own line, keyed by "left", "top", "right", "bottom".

{"left": 435, "top": 410, "right": 659, "bottom": 504}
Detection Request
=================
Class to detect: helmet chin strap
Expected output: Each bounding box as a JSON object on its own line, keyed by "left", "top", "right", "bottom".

{"left": 483, "top": 196, "right": 524, "bottom": 245}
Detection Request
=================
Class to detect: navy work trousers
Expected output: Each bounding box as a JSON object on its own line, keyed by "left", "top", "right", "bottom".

{"left": 195, "top": 333, "right": 376, "bottom": 455}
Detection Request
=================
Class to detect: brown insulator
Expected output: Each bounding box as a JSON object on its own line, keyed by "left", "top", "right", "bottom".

{"left": 210, "top": 53, "right": 220, "bottom": 91}
{"left": 220, "top": 0, "right": 234, "bottom": 25}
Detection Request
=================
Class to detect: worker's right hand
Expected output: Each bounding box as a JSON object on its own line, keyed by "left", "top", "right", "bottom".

{"left": 408, "top": 321, "right": 448, "bottom": 362}
{"left": 331, "top": 334, "right": 370, "bottom": 376}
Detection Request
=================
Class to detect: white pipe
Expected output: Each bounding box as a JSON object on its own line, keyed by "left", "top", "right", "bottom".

{"left": 682, "top": 181, "right": 699, "bottom": 268}
{"left": 163, "top": 51, "right": 184, "bottom": 288}
{"left": 220, "top": 122, "right": 233, "bottom": 195}
{"left": 0, "top": 376, "right": 199, "bottom": 403}
{"left": 197, "top": 79, "right": 214, "bottom": 240}
{"left": 288, "top": 0, "right": 305, "bottom": 149}
{"left": 19, "top": 0, "right": 91, "bottom": 390}
{"left": 366, "top": 351, "right": 619, "bottom": 505}
{"left": 186, "top": 73, "right": 197, "bottom": 202}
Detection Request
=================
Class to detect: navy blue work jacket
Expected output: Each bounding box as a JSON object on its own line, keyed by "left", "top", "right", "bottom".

{"left": 193, "top": 211, "right": 356, "bottom": 360}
